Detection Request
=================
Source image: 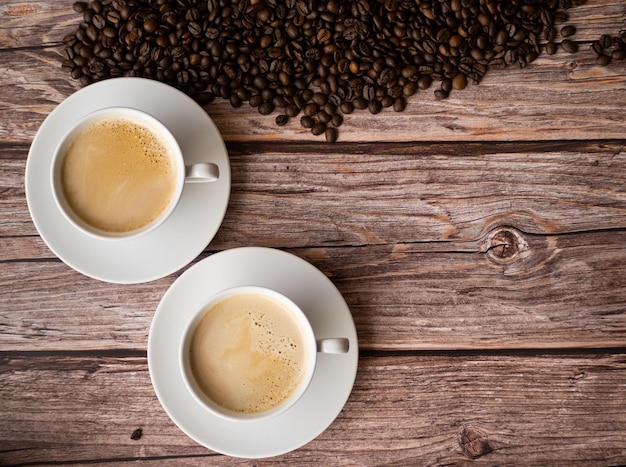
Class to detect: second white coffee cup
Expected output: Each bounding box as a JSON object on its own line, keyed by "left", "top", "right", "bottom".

{"left": 180, "top": 285, "right": 350, "bottom": 422}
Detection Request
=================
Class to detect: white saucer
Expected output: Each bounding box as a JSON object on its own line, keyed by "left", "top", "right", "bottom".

{"left": 148, "top": 247, "right": 359, "bottom": 458}
{"left": 25, "top": 78, "right": 230, "bottom": 284}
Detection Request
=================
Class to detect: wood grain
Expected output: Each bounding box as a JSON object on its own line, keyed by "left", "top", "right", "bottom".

{"left": 2, "top": 353, "right": 626, "bottom": 465}
{"left": 3, "top": 141, "right": 626, "bottom": 242}
{"left": 2, "top": 141, "right": 624, "bottom": 351}
{"left": 1, "top": 228, "right": 625, "bottom": 352}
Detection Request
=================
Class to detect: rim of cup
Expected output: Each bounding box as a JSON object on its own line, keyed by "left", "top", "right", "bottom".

{"left": 179, "top": 285, "right": 318, "bottom": 423}
{"left": 50, "top": 106, "right": 185, "bottom": 241}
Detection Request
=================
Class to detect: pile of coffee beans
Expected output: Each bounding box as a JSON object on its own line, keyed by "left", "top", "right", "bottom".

{"left": 62, "top": 0, "right": 625, "bottom": 142}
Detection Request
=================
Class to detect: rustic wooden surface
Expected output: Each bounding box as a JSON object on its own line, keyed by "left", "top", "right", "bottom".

{"left": 1, "top": 0, "right": 626, "bottom": 465}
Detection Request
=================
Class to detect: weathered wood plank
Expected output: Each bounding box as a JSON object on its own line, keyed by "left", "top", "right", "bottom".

{"left": 2, "top": 353, "right": 626, "bottom": 465}
{"left": 1, "top": 228, "right": 625, "bottom": 351}
{"left": 309, "top": 232, "right": 626, "bottom": 350}
{"left": 215, "top": 141, "right": 626, "bottom": 247}
{"left": 0, "top": 262, "right": 168, "bottom": 351}
{"left": 3, "top": 141, "right": 626, "bottom": 243}
{"left": 0, "top": 1, "right": 78, "bottom": 49}
{"left": 2, "top": 141, "right": 625, "bottom": 351}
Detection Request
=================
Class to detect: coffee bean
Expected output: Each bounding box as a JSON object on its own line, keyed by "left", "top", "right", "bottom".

{"left": 92, "top": 14, "right": 106, "bottom": 30}
{"left": 249, "top": 95, "right": 262, "bottom": 107}
{"left": 561, "top": 39, "right": 578, "bottom": 53}
{"left": 230, "top": 94, "right": 242, "bottom": 108}
{"left": 300, "top": 116, "right": 314, "bottom": 128}
{"left": 140, "top": 18, "right": 156, "bottom": 34}
{"left": 311, "top": 122, "right": 326, "bottom": 136}
{"left": 303, "top": 103, "right": 318, "bottom": 117}
{"left": 560, "top": 25, "right": 576, "bottom": 37}
{"left": 590, "top": 41, "right": 603, "bottom": 57}
{"left": 258, "top": 102, "right": 275, "bottom": 115}
{"left": 340, "top": 101, "right": 355, "bottom": 114}
{"left": 392, "top": 97, "right": 406, "bottom": 112}
{"left": 72, "top": 2, "right": 87, "bottom": 13}
{"left": 353, "top": 97, "right": 368, "bottom": 110}
{"left": 368, "top": 100, "right": 382, "bottom": 114}
{"left": 188, "top": 21, "right": 202, "bottom": 37}
{"left": 545, "top": 42, "right": 558, "bottom": 55}
{"left": 452, "top": 74, "right": 467, "bottom": 91}
{"left": 312, "top": 92, "right": 327, "bottom": 105}
{"left": 276, "top": 114, "right": 289, "bottom": 126}
{"left": 317, "top": 110, "right": 331, "bottom": 124}
{"left": 381, "top": 96, "right": 394, "bottom": 108}
{"left": 119, "top": 6, "right": 131, "bottom": 21}
{"left": 325, "top": 127, "right": 338, "bottom": 143}
{"left": 599, "top": 34, "right": 613, "bottom": 49}
{"left": 330, "top": 114, "right": 343, "bottom": 127}
{"left": 402, "top": 82, "right": 417, "bottom": 97}
{"left": 417, "top": 76, "right": 432, "bottom": 90}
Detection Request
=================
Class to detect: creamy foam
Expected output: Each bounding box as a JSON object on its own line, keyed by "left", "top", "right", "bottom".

{"left": 189, "top": 293, "right": 307, "bottom": 414}
{"left": 61, "top": 116, "right": 177, "bottom": 233}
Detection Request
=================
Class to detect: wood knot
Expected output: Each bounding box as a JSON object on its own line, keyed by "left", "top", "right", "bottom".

{"left": 459, "top": 426, "right": 493, "bottom": 459}
{"left": 483, "top": 227, "right": 528, "bottom": 264}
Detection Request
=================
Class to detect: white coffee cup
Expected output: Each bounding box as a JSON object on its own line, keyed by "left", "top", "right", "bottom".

{"left": 51, "top": 106, "right": 219, "bottom": 240}
{"left": 180, "top": 285, "right": 350, "bottom": 422}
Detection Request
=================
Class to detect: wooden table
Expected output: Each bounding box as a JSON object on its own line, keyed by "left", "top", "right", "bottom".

{"left": 2, "top": 0, "right": 626, "bottom": 464}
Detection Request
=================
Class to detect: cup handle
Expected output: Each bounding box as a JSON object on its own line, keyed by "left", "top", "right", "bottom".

{"left": 185, "top": 163, "right": 219, "bottom": 183}
{"left": 317, "top": 338, "right": 350, "bottom": 354}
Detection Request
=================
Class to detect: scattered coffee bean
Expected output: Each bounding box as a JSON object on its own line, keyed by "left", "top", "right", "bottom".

{"left": 561, "top": 39, "right": 578, "bottom": 54}
{"left": 276, "top": 114, "right": 289, "bottom": 126}
{"left": 311, "top": 122, "right": 326, "bottom": 136}
{"left": 258, "top": 102, "right": 275, "bottom": 116}
{"left": 392, "top": 97, "right": 407, "bottom": 112}
{"left": 545, "top": 42, "right": 558, "bottom": 55}
{"left": 300, "top": 116, "right": 314, "bottom": 129}
{"left": 452, "top": 74, "right": 467, "bottom": 91}
{"left": 325, "top": 127, "right": 338, "bottom": 143}
{"left": 63, "top": 0, "right": 624, "bottom": 142}
{"left": 330, "top": 113, "right": 343, "bottom": 127}
{"left": 368, "top": 100, "right": 382, "bottom": 115}
{"left": 352, "top": 98, "right": 368, "bottom": 111}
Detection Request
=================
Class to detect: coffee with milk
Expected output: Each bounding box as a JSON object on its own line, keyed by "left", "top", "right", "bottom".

{"left": 188, "top": 292, "right": 308, "bottom": 414}
{"left": 60, "top": 116, "right": 177, "bottom": 234}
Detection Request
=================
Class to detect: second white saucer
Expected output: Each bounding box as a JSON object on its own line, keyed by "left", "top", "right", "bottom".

{"left": 148, "top": 247, "right": 359, "bottom": 458}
